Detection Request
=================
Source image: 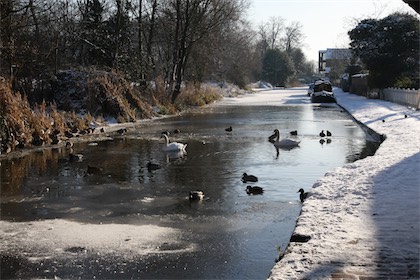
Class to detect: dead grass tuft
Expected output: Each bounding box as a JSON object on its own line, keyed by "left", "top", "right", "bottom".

{"left": 86, "top": 70, "right": 153, "bottom": 122}
{"left": 176, "top": 83, "right": 223, "bottom": 108}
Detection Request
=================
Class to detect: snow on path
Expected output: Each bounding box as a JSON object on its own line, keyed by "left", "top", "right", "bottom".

{"left": 269, "top": 88, "right": 420, "bottom": 279}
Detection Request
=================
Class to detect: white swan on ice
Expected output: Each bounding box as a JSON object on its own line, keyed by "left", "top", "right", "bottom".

{"left": 272, "top": 129, "right": 300, "bottom": 148}
{"left": 161, "top": 134, "right": 187, "bottom": 152}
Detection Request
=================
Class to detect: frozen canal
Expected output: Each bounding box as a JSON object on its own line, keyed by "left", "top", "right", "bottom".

{"left": 0, "top": 88, "right": 379, "bottom": 279}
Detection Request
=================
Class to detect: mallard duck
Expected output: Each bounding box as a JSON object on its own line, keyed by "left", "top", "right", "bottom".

{"left": 65, "top": 141, "right": 73, "bottom": 149}
{"left": 117, "top": 128, "right": 127, "bottom": 135}
{"left": 161, "top": 134, "right": 187, "bottom": 152}
{"left": 298, "top": 188, "right": 309, "bottom": 202}
{"left": 319, "top": 130, "right": 326, "bottom": 137}
{"left": 189, "top": 190, "right": 204, "bottom": 201}
{"left": 272, "top": 129, "right": 300, "bottom": 148}
{"left": 246, "top": 186, "right": 264, "bottom": 195}
{"left": 326, "top": 130, "right": 332, "bottom": 137}
{"left": 242, "top": 173, "right": 258, "bottom": 183}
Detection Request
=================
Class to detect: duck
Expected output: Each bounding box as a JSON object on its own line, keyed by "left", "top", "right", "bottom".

{"left": 298, "top": 188, "right": 309, "bottom": 202}
{"left": 272, "top": 129, "right": 300, "bottom": 148}
{"left": 319, "top": 130, "right": 326, "bottom": 137}
{"left": 189, "top": 190, "right": 204, "bottom": 201}
{"left": 246, "top": 186, "right": 264, "bottom": 195}
{"left": 69, "top": 153, "right": 83, "bottom": 162}
{"left": 289, "top": 130, "right": 298, "bottom": 136}
{"left": 225, "top": 126, "right": 233, "bottom": 132}
{"left": 65, "top": 141, "right": 73, "bottom": 149}
{"left": 161, "top": 134, "right": 187, "bottom": 152}
{"left": 147, "top": 161, "right": 161, "bottom": 172}
{"left": 242, "top": 173, "right": 258, "bottom": 183}
{"left": 326, "top": 130, "right": 332, "bottom": 137}
{"left": 319, "top": 139, "right": 325, "bottom": 144}
{"left": 116, "top": 128, "right": 128, "bottom": 135}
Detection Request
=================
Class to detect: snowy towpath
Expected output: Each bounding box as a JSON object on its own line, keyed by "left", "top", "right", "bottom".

{"left": 269, "top": 88, "right": 420, "bottom": 279}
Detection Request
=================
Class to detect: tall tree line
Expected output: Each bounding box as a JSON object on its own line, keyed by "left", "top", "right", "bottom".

{"left": 256, "top": 16, "right": 315, "bottom": 86}
{"left": 1, "top": 0, "right": 257, "bottom": 103}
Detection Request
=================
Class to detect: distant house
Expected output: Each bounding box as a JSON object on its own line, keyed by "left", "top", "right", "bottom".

{"left": 318, "top": 48, "right": 352, "bottom": 83}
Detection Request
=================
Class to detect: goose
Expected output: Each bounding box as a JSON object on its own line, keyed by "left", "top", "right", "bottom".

{"left": 289, "top": 130, "right": 298, "bottom": 136}
{"left": 189, "top": 190, "right": 204, "bottom": 201}
{"left": 272, "top": 129, "right": 300, "bottom": 148}
{"left": 242, "top": 173, "right": 258, "bottom": 183}
{"left": 225, "top": 126, "right": 233, "bottom": 132}
{"left": 326, "top": 130, "right": 332, "bottom": 137}
{"left": 319, "top": 130, "right": 326, "bottom": 137}
{"left": 246, "top": 186, "right": 264, "bottom": 195}
{"left": 161, "top": 134, "right": 187, "bottom": 152}
{"left": 298, "top": 188, "right": 309, "bottom": 202}
{"left": 268, "top": 132, "right": 277, "bottom": 143}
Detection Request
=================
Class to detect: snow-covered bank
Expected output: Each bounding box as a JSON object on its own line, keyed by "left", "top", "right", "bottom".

{"left": 269, "top": 89, "right": 420, "bottom": 279}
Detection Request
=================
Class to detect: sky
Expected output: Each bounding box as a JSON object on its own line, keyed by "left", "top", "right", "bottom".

{"left": 247, "top": 0, "right": 418, "bottom": 62}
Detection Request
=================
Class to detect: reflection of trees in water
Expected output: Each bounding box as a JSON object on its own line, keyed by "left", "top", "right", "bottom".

{"left": 1, "top": 148, "right": 65, "bottom": 195}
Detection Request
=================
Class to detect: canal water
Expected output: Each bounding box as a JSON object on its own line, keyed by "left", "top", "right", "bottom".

{"left": 0, "top": 90, "right": 378, "bottom": 279}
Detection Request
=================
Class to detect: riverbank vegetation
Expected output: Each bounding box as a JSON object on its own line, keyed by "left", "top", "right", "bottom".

{"left": 0, "top": 0, "right": 316, "bottom": 154}
{"left": 348, "top": 12, "right": 419, "bottom": 89}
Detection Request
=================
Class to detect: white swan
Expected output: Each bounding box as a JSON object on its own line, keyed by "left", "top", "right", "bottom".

{"left": 272, "top": 129, "right": 300, "bottom": 148}
{"left": 161, "top": 134, "right": 187, "bottom": 152}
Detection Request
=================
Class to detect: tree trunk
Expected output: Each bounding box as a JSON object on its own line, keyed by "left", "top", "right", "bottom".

{"left": 138, "top": 0, "right": 143, "bottom": 81}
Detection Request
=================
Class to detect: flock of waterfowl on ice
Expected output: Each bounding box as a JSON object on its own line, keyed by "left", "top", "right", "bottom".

{"left": 66, "top": 126, "right": 329, "bottom": 204}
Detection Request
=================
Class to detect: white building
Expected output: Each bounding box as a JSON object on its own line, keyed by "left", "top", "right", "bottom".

{"left": 318, "top": 48, "right": 352, "bottom": 74}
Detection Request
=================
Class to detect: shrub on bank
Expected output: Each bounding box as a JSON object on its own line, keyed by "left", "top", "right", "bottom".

{"left": 1, "top": 80, "right": 67, "bottom": 153}
{"left": 1, "top": 69, "right": 226, "bottom": 154}
{"left": 176, "top": 83, "right": 223, "bottom": 108}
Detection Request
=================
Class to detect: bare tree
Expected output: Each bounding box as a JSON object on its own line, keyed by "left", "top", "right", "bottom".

{"left": 283, "top": 21, "right": 303, "bottom": 54}
{"left": 160, "top": 0, "right": 248, "bottom": 103}
{"left": 137, "top": 0, "right": 158, "bottom": 82}
{"left": 257, "top": 16, "right": 284, "bottom": 51}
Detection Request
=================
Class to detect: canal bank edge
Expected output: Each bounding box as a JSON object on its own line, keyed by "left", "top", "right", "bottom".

{"left": 268, "top": 89, "right": 420, "bottom": 279}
